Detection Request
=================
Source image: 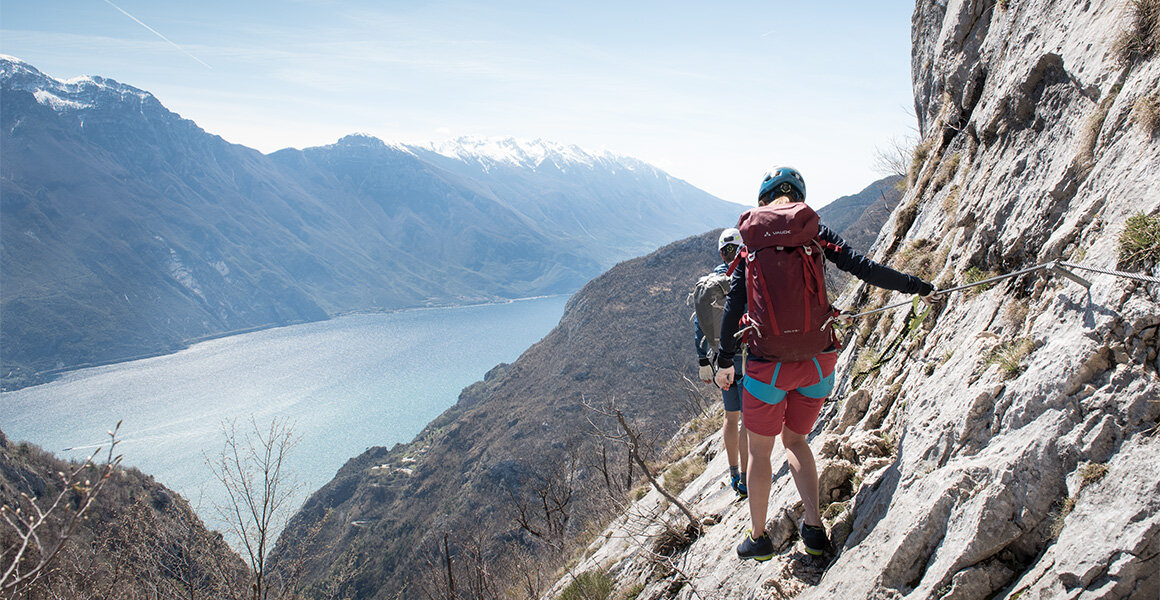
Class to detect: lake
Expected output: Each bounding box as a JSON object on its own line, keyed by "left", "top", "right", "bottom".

{"left": 0, "top": 295, "right": 569, "bottom": 544}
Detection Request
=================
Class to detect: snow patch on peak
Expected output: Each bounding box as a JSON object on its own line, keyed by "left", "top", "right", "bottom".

{"left": 33, "top": 89, "right": 92, "bottom": 111}
{"left": 0, "top": 54, "right": 31, "bottom": 67}
{"left": 334, "top": 133, "right": 415, "bottom": 155}
{"left": 1, "top": 56, "right": 154, "bottom": 112}
{"left": 419, "top": 136, "right": 620, "bottom": 171}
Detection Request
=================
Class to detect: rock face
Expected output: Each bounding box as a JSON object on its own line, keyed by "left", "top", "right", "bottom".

{"left": 547, "top": 2, "right": 1159, "bottom": 599}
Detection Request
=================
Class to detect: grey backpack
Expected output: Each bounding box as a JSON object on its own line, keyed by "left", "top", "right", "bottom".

{"left": 689, "top": 271, "right": 731, "bottom": 362}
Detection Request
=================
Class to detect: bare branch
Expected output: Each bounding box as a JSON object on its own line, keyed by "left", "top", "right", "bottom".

{"left": 1, "top": 422, "right": 124, "bottom": 594}
{"left": 873, "top": 134, "right": 918, "bottom": 180}
{"left": 205, "top": 416, "right": 300, "bottom": 600}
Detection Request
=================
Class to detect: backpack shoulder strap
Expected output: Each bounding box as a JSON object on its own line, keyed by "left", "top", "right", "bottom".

{"left": 726, "top": 249, "right": 746, "bottom": 277}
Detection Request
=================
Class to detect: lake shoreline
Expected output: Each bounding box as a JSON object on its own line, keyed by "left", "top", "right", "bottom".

{"left": 3, "top": 292, "right": 575, "bottom": 394}
{"left": 0, "top": 295, "right": 573, "bottom": 553}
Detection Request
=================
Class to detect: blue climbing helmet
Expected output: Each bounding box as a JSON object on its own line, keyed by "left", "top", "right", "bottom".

{"left": 758, "top": 166, "right": 806, "bottom": 203}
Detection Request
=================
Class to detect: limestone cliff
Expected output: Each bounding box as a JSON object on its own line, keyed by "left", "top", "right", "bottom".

{"left": 548, "top": 1, "right": 1159, "bottom": 599}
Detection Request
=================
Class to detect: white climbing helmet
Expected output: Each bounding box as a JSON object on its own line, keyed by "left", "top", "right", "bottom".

{"left": 718, "top": 228, "right": 742, "bottom": 252}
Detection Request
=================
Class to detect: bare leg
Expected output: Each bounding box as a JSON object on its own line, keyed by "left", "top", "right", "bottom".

{"left": 782, "top": 428, "right": 821, "bottom": 527}
{"left": 745, "top": 429, "right": 776, "bottom": 536}
{"left": 739, "top": 413, "right": 749, "bottom": 472}
{"left": 723, "top": 410, "right": 742, "bottom": 469}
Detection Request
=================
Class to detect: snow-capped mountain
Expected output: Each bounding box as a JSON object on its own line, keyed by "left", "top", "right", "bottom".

{"left": 416, "top": 136, "right": 645, "bottom": 173}
{"left": 1, "top": 55, "right": 155, "bottom": 112}
{"left": 0, "top": 57, "right": 743, "bottom": 388}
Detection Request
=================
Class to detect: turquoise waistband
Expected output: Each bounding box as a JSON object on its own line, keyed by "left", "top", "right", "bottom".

{"left": 743, "top": 357, "right": 835, "bottom": 405}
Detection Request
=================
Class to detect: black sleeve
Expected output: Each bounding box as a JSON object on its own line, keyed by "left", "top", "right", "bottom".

{"left": 694, "top": 317, "right": 709, "bottom": 361}
{"left": 819, "top": 225, "right": 933, "bottom": 295}
{"left": 716, "top": 261, "right": 747, "bottom": 369}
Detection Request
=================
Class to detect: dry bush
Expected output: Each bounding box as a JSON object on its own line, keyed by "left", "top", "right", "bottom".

{"left": 1115, "top": 0, "right": 1160, "bottom": 64}
{"left": 909, "top": 139, "right": 934, "bottom": 189}
{"left": 2, "top": 428, "right": 249, "bottom": 599}
{"left": 207, "top": 417, "right": 302, "bottom": 600}
{"left": 1004, "top": 299, "right": 1030, "bottom": 328}
{"left": 874, "top": 134, "right": 919, "bottom": 182}
{"left": 1132, "top": 92, "right": 1160, "bottom": 134}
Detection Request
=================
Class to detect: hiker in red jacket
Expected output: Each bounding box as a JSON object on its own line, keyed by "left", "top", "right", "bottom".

{"left": 715, "top": 166, "right": 935, "bottom": 561}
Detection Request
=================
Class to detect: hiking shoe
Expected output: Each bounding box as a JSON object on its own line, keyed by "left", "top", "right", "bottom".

{"left": 800, "top": 524, "right": 830, "bottom": 556}
{"left": 731, "top": 473, "right": 748, "bottom": 499}
{"left": 737, "top": 529, "right": 774, "bottom": 561}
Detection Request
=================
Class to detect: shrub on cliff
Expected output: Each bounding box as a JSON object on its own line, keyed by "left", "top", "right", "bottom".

{"left": 1116, "top": 0, "right": 1160, "bottom": 64}
{"left": 1118, "top": 213, "right": 1160, "bottom": 268}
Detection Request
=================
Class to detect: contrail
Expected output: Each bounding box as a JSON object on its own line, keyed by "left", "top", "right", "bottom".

{"left": 100, "top": 0, "right": 213, "bottom": 70}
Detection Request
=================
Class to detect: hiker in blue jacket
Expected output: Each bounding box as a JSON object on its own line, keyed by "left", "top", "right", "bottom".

{"left": 716, "top": 166, "right": 935, "bottom": 561}
{"left": 695, "top": 228, "right": 749, "bottom": 499}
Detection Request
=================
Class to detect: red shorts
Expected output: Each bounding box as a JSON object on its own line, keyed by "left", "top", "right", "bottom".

{"left": 741, "top": 353, "right": 838, "bottom": 437}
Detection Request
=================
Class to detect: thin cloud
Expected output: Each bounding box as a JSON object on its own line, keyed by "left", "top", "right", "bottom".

{"left": 99, "top": 0, "right": 213, "bottom": 70}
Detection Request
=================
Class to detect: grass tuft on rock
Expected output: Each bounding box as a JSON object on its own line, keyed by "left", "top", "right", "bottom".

{"left": 962, "top": 266, "right": 997, "bottom": 295}
{"left": 662, "top": 457, "right": 706, "bottom": 496}
{"left": 1118, "top": 213, "right": 1160, "bottom": 268}
{"left": 1116, "top": 0, "right": 1160, "bottom": 64}
{"left": 893, "top": 238, "right": 949, "bottom": 282}
{"left": 909, "top": 139, "right": 934, "bottom": 187}
{"left": 985, "top": 338, "right": 1037, "bottom": 378}
{"left": 1078, "top": 462, "right": 1109, "bottom": 489}
{"left": 1133, "top": 92, "right": 1160, "bottom": 134}
{"left": 560, "top": 569, "right": 615, "bottom": 600}
{"left": 1049, "top": 496, "right": 1077, "bottom": 539}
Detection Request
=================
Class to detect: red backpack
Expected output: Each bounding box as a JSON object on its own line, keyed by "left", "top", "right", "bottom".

{"left": 733, "top": 202, "right": 840, "bottom": 362}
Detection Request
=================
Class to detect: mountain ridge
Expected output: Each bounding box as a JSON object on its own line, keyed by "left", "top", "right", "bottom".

{"left": 0, "top": 57, "right": 742, "bottom": 390}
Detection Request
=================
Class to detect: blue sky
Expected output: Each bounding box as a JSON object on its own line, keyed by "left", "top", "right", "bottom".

{"left": 1, "top": 1, "right": 918, "bottom": 208}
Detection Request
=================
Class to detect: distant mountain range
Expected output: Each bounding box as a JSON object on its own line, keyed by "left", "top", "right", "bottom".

{"left": 817, "top": 175, "right": 905, "bottom": 293}
{"left": 0, "top": 57, "right": 743, "bottom": 389}
{"left": 816, "top": 175, "right": 903, "bottom": 254}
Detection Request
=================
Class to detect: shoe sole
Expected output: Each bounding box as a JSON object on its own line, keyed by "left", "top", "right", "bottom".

{"left": 739, "top": 552, "right": 774, "bottom": 561}
{"left": 803, "top": 546, "right": 825, "bottom": 556}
